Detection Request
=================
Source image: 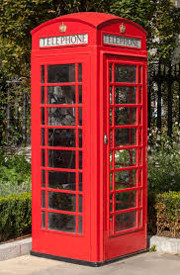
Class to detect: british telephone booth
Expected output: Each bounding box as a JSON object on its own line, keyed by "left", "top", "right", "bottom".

{"left": 31, "top": 12, "right": 148, "bottom": 266}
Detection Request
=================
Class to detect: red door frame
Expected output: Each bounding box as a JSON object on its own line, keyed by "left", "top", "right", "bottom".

{"left": 102, "top": 54, "right": 148, "bottom": 260}
{"left": 31, "top": 53, "right": 92, "bottom": 261}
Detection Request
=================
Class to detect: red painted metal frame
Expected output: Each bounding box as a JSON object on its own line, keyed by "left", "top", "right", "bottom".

{"left": 31, "top": 12, "right": 147, "bottom": 264}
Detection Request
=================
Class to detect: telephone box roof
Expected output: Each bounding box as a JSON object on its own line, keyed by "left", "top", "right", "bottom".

{"left": 31, "top": 12, "right": 147, "bottom": 35}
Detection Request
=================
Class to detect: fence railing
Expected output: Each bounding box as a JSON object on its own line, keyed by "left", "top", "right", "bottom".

{"left": 0, "top": 61, "right": 180, "bottom": 147}
{"left": 148, "top": 62, "right": 180, "bottom": 136}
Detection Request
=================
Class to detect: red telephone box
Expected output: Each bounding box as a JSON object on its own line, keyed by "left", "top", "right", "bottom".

{"left": 31, "top": 12, "right": 148, "bottom": 266}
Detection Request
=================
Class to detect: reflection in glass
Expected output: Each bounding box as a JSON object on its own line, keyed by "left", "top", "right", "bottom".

{"left": 41, "top": 170, "right": 45, "bottom": 187}
{"left": 139, "top": 209, "right": 142, "bottom": 227}
{"left": 48, "top": 129, "right": 75, "bottom": 147}
{"left": 110, "top": 151, "right": 113, "bottom": 169}
{"left": 115, "top": 211, "right": 136, "bottom": 232}
{"left": 48, "top": 150, "right": 75, "bottom": 169}
{"left": 41, "top": 86, "right": 45, "bottom": 104}
{"left": 41, "top": 65, "right": 45, "bottom": 83}
{"left": 115, "top": 86, "right": 136, "bottom": 104}
{"left": 115, "top": 65, "right": 136, "bottom": 83}
{"left": 41, "top": 108, "right": 45, "bottom": 125}
{"left": 42, "top": 212, "right": 45, "bottom": 229}
{"left": 115, "top": 107, "right": 137, "bottom": 125}
{"left": 42, "top": 191, "right": 45, "bottom": 208}
{"left": 115, "top": 149, "right": 137, "bottom": 168}
{"left": 115, "top": 169, "right": 137, "bottom": 189}
{"left": 79, "top": 151, "right": 82, "bottom": 169}
{"left": 48, "top": 212, "right": 76, "bottom": 233}
{"left": 78, "top": 86, "right": 82, "bottom": 104}
{"left": 79, "top": 130, "right": 82, "bottom": 148}
{"left": 78, "top": 216, "right": 83, "bottom": 234}
{"left": 78, "top": 64, "right": 82, "bottom": 82}
{"left": 48, "top": 64, "right": 75, "bottom": 83}
{"left": 110, "top": 193, "right": 113, "bottom": 212}
{"left": 48, "top": 86, "right": 75, "bottom": 104}
{"left": 79, "top": 195, "right": 82, "bottom": 213}
{"left": 115, "top": 128, "right": 136, "bottom": 147}
{"left": 109, "top": 64, "right": 112, "bottom": 82}
{"left": 78, "top": 108, "right": 82, "bottom": 126}
{"left": 48, "top": 192, "right": 76, "bottom": 212}
{"left": 42, "top": 149, "right": 45, "bottom": 167}
{"left": 79, "top": 173, "right": 82, "bottom": 191}
{"left": 110, "top": 108, "right": 113, "bottom": 125}
{"left": 41, "top": 129, "right": 45, "bottom": 146}
{"left": 48, "top": 171, "right": 76, "bottom": 190}
{"left": 48, "top": 107, "right": 75, "bottom": 126}
{"left": 115, "top": 191, "right": 136, "bottom": 211}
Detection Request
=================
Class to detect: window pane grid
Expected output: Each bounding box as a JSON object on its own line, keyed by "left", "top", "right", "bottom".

{"left": 40, "top": 63, "right": 83, "bottom": 235}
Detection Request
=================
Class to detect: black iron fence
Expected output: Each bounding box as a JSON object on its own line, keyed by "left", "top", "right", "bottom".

{"left": 0, "top": 61, "right": 180, "bottom": 147}
{"left": 148, "top": 62, "right": 180, "bottom": 136}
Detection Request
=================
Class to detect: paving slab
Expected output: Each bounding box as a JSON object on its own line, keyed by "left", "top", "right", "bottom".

{"left": 0, "top": 252, "right": 179, "bottom": 275}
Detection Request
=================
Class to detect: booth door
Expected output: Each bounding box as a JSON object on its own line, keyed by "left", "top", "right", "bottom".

{"left": 104, "top": 56, "right": 147, "bottom": 260}
{"left": 32, "top": 55, "right": 91, "bottom": 260}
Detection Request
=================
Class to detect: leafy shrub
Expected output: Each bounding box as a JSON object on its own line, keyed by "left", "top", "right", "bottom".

{"left": 0, "top": 149, "right": 31, "bottom": 196}
{"left": 147, "top": 125, "right": 180, "bottom": 234}
{"left": 0, "top": 192, "right": 31, "bottom": 242}
{"left": 155, "top": 191, "right": 180, "bottom": 238}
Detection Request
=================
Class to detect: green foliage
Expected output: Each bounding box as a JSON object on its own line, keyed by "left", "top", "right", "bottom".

{"left": 0, "top": 149, "right": 31, "bottom": 196}
{"left": 149, "top": 244, "right": 157, "bottom": 252}
{"left": 0, "top": 192, "right": 31, "bottom": 242}
{"left": 110, "top": 0, "right": 180, "bottom": 62}
{"left": 155, "top": 191, "right": 180, "bottom": 238}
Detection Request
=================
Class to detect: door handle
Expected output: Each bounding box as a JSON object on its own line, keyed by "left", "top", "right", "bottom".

{"left": 104, "top": 134, "right": 108, "bottom": 145}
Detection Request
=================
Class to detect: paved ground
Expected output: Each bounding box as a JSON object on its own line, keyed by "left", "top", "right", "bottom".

{"left": 0, "top": 252, "right": 179, "bottom": 275}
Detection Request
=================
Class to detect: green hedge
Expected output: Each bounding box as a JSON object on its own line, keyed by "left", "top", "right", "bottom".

{"left": 0, "top": 192, "right": 31, "bottom": 242}
{"left": 155, "top": 191, "right": 180, "bottom": 238}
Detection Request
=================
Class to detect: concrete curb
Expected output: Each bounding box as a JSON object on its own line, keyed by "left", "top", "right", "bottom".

{"left": 0, "top": 237, "right": 32, "bottom": 261}
{"left": 149, "top": 235, "right": 180, "bottom": 254}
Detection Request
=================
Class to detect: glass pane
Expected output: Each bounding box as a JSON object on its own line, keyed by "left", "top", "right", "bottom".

{"left": 48, "top": 150, "right": 75, "bottom": 169}
{"left": 110, "top": 173, "right": 113, "bottom": 191}
{"left": 115, "top": 107, "right": 137, "bottom": 125}
{"left": 41, "top": 86, "right": 45, "bottom": 104}
{"left": 48, "top": 129, "right": 75, "bottom": 147}
{"left": 48, "top": 86, "right": 75, "bottom": 104}
{"left": 110, "top": 129, "right": 114, "bottom": 148}
{"left": 139, "top": 87, "right": 142, "bottom": 104}
{"left": 79, "top": 151, "right": 82, "bottom": 169}
{"left": 110, "top": 215, "right": 113, "bottom": 234}
{"left": 41, "top": 129, "right": 45, "bottom": 146}
{"left": 139, "top": 190, "right": 142, "bottom": 207}
{"left": 42, "top": 191, "right": 45, "bottom": 208}
{"left": 115, "top": 65, "right": 136, "bottom": 83}
{"left": 48, "top": 192, "right": 76, "bottom": 212}
{"left": 115, "top": 211, "right": 136, "bottom": 232}
{"left": 139, "top": 66, "right": 142, "bottom": 83}
{"left": 78, "top": 216, "right": 83, "bottom": 234}
{"left": 79, "top": 173, "right": 82, "bottom": 191}
{"left": 79, "top": 195, "right": 82, "bottom": 213}
{"left": 79, "top": 130, "right": 82, "bottom": 148}
{"left": 41, "top": 170, "right": 45, "bottom": 187}
{"left": 110, "top": 151, "right": 113, "bottom": 169}
{"left": 48, "top": 171, "right": 76, "bottom": 190}
{"left": 110, "top": 86, "right": 112, "bottom": 104}
{"left": 47, "top": 64, "right": 75, "bottom": 83}
{"left": 41, "top": 108, "right": 45, "bottom": 125}
{"left": 41, "top": 65, "right": 45, "bottom": 83}
{"left": 78, "top": 64, "right": 82, "bottom": 82}
{"left": 48, "top": 107, "right": 75, "bottom": 126}
{"left": 115, "top": 149, "right": 137, "bottom": 168}
{"left": 110, "top": 108, "right": 113, "bottom": 125}
{"left": 78, "top": 108, "right": 82, "bottom": 126}
{"left": 78, "top": 86, "right": 82, "bottom": 104}
{"left": 41, "top": 212, "right": 45, "bottom": 229}
{"left": 109, "top": 64, "right": 112, "bottom": 82}
{"left": 115, "top": 128, "right": 136, "bottom": 147}
{"left": 115, "top": 169, "right": 137, "bottom": 189}
{"left": 110, "top": 193, "right": 113, "bottom": 212}
{"left": 42, "top": 149, "right": 45, "bottom": 167}
{"left": 115, "top": 190, "right": 136, "bottom": 211}
{"left": 48, "top": 212, "right": 76, "bottom": 233}
{"left": 115, "top": 86, "right": 136, "bottom": 104}
{"left": 139, "top": 209, "right": 142, "bottom": 227}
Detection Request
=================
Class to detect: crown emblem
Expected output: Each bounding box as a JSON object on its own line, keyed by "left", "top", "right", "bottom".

{"left": 120, "top": 23, "right": 126, "bottom": 34}
{"left": 59, "top": 22, "right": 67, "bottom": 33}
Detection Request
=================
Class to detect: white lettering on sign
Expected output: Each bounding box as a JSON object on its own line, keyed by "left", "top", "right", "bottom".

{"left": 39, "top": 34, "right": 88, "bottom": 48}
{"left": 103, "top": 34, "right": 141, "bottom": 48}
